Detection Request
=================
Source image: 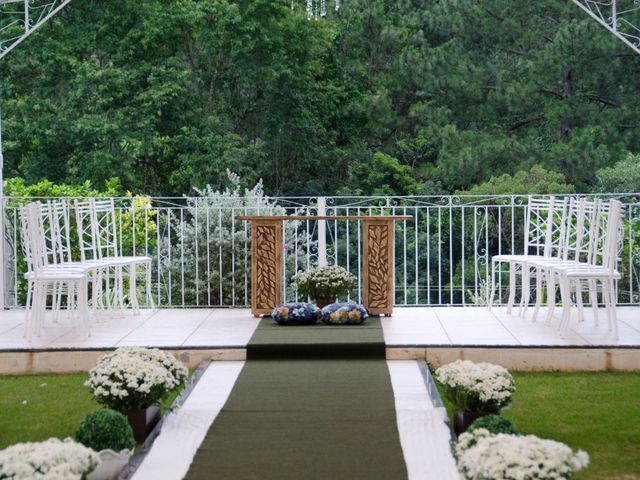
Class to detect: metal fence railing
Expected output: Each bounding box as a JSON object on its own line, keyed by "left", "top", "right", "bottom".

{"left": 2, "top": 194, "right": 639, "bottom": 308}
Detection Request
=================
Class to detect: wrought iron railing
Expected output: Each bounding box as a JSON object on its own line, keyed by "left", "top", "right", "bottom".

{"left": 2, "top": 194, "right": 639, "bottom": 307}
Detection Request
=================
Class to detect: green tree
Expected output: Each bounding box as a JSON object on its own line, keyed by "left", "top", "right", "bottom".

{"left": 595, "top": 153, "right": 640, "bottom": 193}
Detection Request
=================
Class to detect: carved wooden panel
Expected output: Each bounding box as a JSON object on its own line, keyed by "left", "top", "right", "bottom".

{"left": 363, "top": 220, "right": 394, "bottom": 315}
{"left": 251, "top": 221, "right": 282, "bottom": 315}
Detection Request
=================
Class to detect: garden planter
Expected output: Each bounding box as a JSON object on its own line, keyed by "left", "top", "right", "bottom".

{"left": 126, "top": 405, "right": 160, "bottom": 442}
{"left": 88, "top": 449, "right": 132, "bottom": 480}
{"left": 453, "top": 411, "right": 489, "bottom": 436}
{"left": 314, "top": 298, "right": 333, "bottom": 309}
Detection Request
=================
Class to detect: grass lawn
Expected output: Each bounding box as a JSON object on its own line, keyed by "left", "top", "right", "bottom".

{"left": 438, "top": 371, "right": 640, "bottom": 480}
{"left": 0, "top": 373, "right": 184, "bottom": 450}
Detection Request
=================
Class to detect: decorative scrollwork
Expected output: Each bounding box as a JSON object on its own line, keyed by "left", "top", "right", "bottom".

{"left": 366, "top": 223, "right": 390, "bottom": 309}
{"left": 255, "top": 225, "right": 278, "bottom": 309}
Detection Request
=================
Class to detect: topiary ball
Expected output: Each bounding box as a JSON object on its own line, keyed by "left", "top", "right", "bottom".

{"left": 76, "top": 408, "right": 135, "bottom": 452}
{"left": 320, "top": 303, "right": 369, "bottom": 325}
{"left": 467, "top": 414, "right": 519, "bottom": 436}
{"left": 271, "top": 302, "right": 321, "bottom": 325}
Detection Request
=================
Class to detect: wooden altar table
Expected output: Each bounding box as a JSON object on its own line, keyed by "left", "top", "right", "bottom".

{"left": 235, "top": 216, "right": 412, "bottom": 316}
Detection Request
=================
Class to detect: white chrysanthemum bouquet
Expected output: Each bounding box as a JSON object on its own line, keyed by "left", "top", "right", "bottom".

{"left": 455, "top": 428, "right": 589, "bottom": 480}
{"left": 0, "top": 437, "right": 100, "bottom": 480}
{"left": 85, "top": 347, "right": 188, "bottom": 412}
{"left": 293, "top": 265, "right": 356, "bottom": 301}
{"left": 435, "top": 360, "right": 515, "bottom": 413}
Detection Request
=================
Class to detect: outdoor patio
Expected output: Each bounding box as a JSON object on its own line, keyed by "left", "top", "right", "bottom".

{"left": 2, "top": 305, "right": 639, "bottom": 374}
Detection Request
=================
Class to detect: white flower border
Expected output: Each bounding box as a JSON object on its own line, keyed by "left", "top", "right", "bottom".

{"left": 456, "top": 428, "right": 589, "bottom": 480}
{"left": 85, "top": 347, "right": 188, "bottom": 409}
{"left": 435, "top": 360, "right": 515, "bottom": 409}
{"left": 0, "top": 437, "right": 100, "bottom": 480}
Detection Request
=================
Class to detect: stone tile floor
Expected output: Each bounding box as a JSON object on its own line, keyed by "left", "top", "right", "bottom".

{"left": 1, "top": 306, "right": 638, "bottom": 350}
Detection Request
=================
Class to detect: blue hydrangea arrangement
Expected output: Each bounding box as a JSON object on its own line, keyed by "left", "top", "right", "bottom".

{"left": 320, "top": 303, "right": 369, "bottom": 325}
{"left": 271, "top": 302, "right": 321, "bottom": 325}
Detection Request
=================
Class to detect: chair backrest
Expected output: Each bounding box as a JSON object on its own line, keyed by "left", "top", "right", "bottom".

{"left": 90, "top": 198, "right": 120, "bottom": 259}
{"left": 595, "top": 199, "right": 623, "bottom": 271}
{"left": 48, "top": 200, "right": 75, "bottom": 264}
{"left": 18, "top": 204, "right": 37, "bottom": 273}
{"left": 74, "top": 199, "right": 97, "bottom": 262}
{"left": 75, "top": 198, "right": 121, "bottom": 260}
{"left": 562, "top": 197, "right": 598, "bottom": 263}
{"left": 524, "top": 196, "right": 568, "bottom": 258}
{"left": 18, "top": 202, "right": 50, "bottom": 273}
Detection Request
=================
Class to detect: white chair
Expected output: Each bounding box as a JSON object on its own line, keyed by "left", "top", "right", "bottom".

{"left": 522, "top": 197, "right": 598, "bottom": 322}
{"left": 19, "top": 203, "right": 92, "bottom": 340}
{"left": 75, "top": 198, "right": 154, "bottom": 313}
{"left": 547, "top": 200, "right": 623, "bottom": 339}
{"left": 490, "top": 196, "right": 568, "bottom": 312}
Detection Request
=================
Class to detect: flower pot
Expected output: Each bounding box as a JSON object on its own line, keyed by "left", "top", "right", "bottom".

{"left": 87, "top": 449, "right": 131, "bottom": 480}
{"left": 314, "top": 298, "right": 334, "bottom": 309}
{"left": 126, "top": 405, "right": 161, "bottom": 442}
{"left": 453, "top": 411, "right": 489, "bottom": 436}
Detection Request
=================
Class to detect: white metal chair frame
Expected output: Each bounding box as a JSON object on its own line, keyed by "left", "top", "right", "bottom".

{"left": 19, "top": 203, "right": 93, "bottom": 340}
{"left": 542, "top": 200, "right": 623, "bottom": 339}
{"left": 492, "top": 197, "right": 624, "bottom": 340}
{"left": 490, "top": 196, "right": 568, "bottom": 313}
{"left": 75, "top": 198, "right": 154, "bottom": 313}
{"left": 521, "top": 197, "right": 598, "bottom": 322}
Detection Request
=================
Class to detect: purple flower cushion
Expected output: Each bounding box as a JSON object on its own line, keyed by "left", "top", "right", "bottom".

{"left": 320, "top": 303, "right": 369, "bottom": 325}
{"left": 271, "top": 302, "right": 321, "bottom": 325}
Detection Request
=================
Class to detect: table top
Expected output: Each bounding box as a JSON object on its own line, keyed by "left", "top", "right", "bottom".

{"left": 235, "top": 215, "right": 414, "bottom": 221}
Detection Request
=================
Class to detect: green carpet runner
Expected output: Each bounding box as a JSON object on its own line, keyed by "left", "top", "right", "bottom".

{"left": 185, "top": 318, "right": 407, "bottom": 480}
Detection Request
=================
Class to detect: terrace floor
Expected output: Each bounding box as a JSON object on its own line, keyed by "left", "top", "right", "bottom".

{"left": 1, "top": 305, "right": 639, "bottom": 374}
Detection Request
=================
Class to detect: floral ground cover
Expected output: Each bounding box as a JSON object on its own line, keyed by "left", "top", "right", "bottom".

{"left": 0, "top": 373, "right": 182, "bottom": 449}
{"left": 437, "top": 371, "right": 640, "bottom": 480}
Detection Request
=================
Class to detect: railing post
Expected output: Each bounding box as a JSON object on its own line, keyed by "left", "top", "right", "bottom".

{"left": 317, "top": 196, "right": 327, "bottom": 267}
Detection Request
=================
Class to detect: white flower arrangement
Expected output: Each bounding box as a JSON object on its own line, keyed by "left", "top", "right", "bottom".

{"left": 85, "top": 347, "right": 188, "bottom": 412}
{"left": 435, "top": 360, "right": 515, "bottom": 413}
{"left": 0, "top": 437, "right": 100, "bottom": 480}
{"left": 293, "top": 265, "right": 356, "bottom": 300}
{"left": 455, "top": 428, "right": 589, "bottom": 480}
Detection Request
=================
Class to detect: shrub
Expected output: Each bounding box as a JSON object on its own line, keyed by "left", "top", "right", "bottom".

{"left": 76, "top": 409, "right": 135, "bottom": 452}
{"left": 164, "top": 170, "right": 313, "bottom": 306}
{"left": 467, "top": 414, "right": 519, "bottom": 435}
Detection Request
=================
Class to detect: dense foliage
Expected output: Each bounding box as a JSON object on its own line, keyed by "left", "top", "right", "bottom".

{"left": 2, "top": 0, "right": 640, "bottom": 196}
{"left": 468, "top": 414, "right": 519, "bottom": 436}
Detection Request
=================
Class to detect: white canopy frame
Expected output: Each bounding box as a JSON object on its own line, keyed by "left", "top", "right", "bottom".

{"left": 572, "top": 0, "right": 640, "bottom": 55}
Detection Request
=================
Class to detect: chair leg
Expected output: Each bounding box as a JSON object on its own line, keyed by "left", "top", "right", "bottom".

{"left": 116, "top": 265, "right": 125, "bottom": 311}
{"left": 519, "top": 264, "right": 531, "bottom": 317}
{"left": 146, "top": 261, "right": 155, "bottom": 310}
{"left": 558, "top": 275, "right": 573, "bottom": 335}
{"left": 609, "top": 280, "right": 619, "bottom": 342}
{"left": 545, "top": 272, "right": 557, "bottom": 324}
{"left": 575, "top": 282, "right": 585, "bottom": 323}
{"left": 532, "top": 268, "right": 543, "bottom": 322}
{"left": 588, "top": 279, "right": 598, "bottom": 326}
{"left": 506, "top": 263, "right": 516, "bottom": 314}
{"left": 24, "top": 280, "right": 34, "bottom": 337}
{"left": 604, "top": 278, "right": 618, "bottom": 341}
{"left": 77, "top": 278, "right": 90, "bottom": 340}
{"left": 489, "top": 261, "right": 497, "bottom": 311}
{"left": 129, "top": 264, "right": 140, "bottom": 315}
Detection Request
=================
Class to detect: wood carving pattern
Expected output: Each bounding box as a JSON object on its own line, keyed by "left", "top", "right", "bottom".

{"left": 367, "top": 224, "right": 389, "bottom": 309}
{"left": 255, "top": 225, "right": 277, "bottom": 309}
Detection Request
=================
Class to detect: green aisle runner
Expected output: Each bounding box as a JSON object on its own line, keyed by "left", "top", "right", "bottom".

{"left": 185, "top": 318, "right": 408, "bottom": 480}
